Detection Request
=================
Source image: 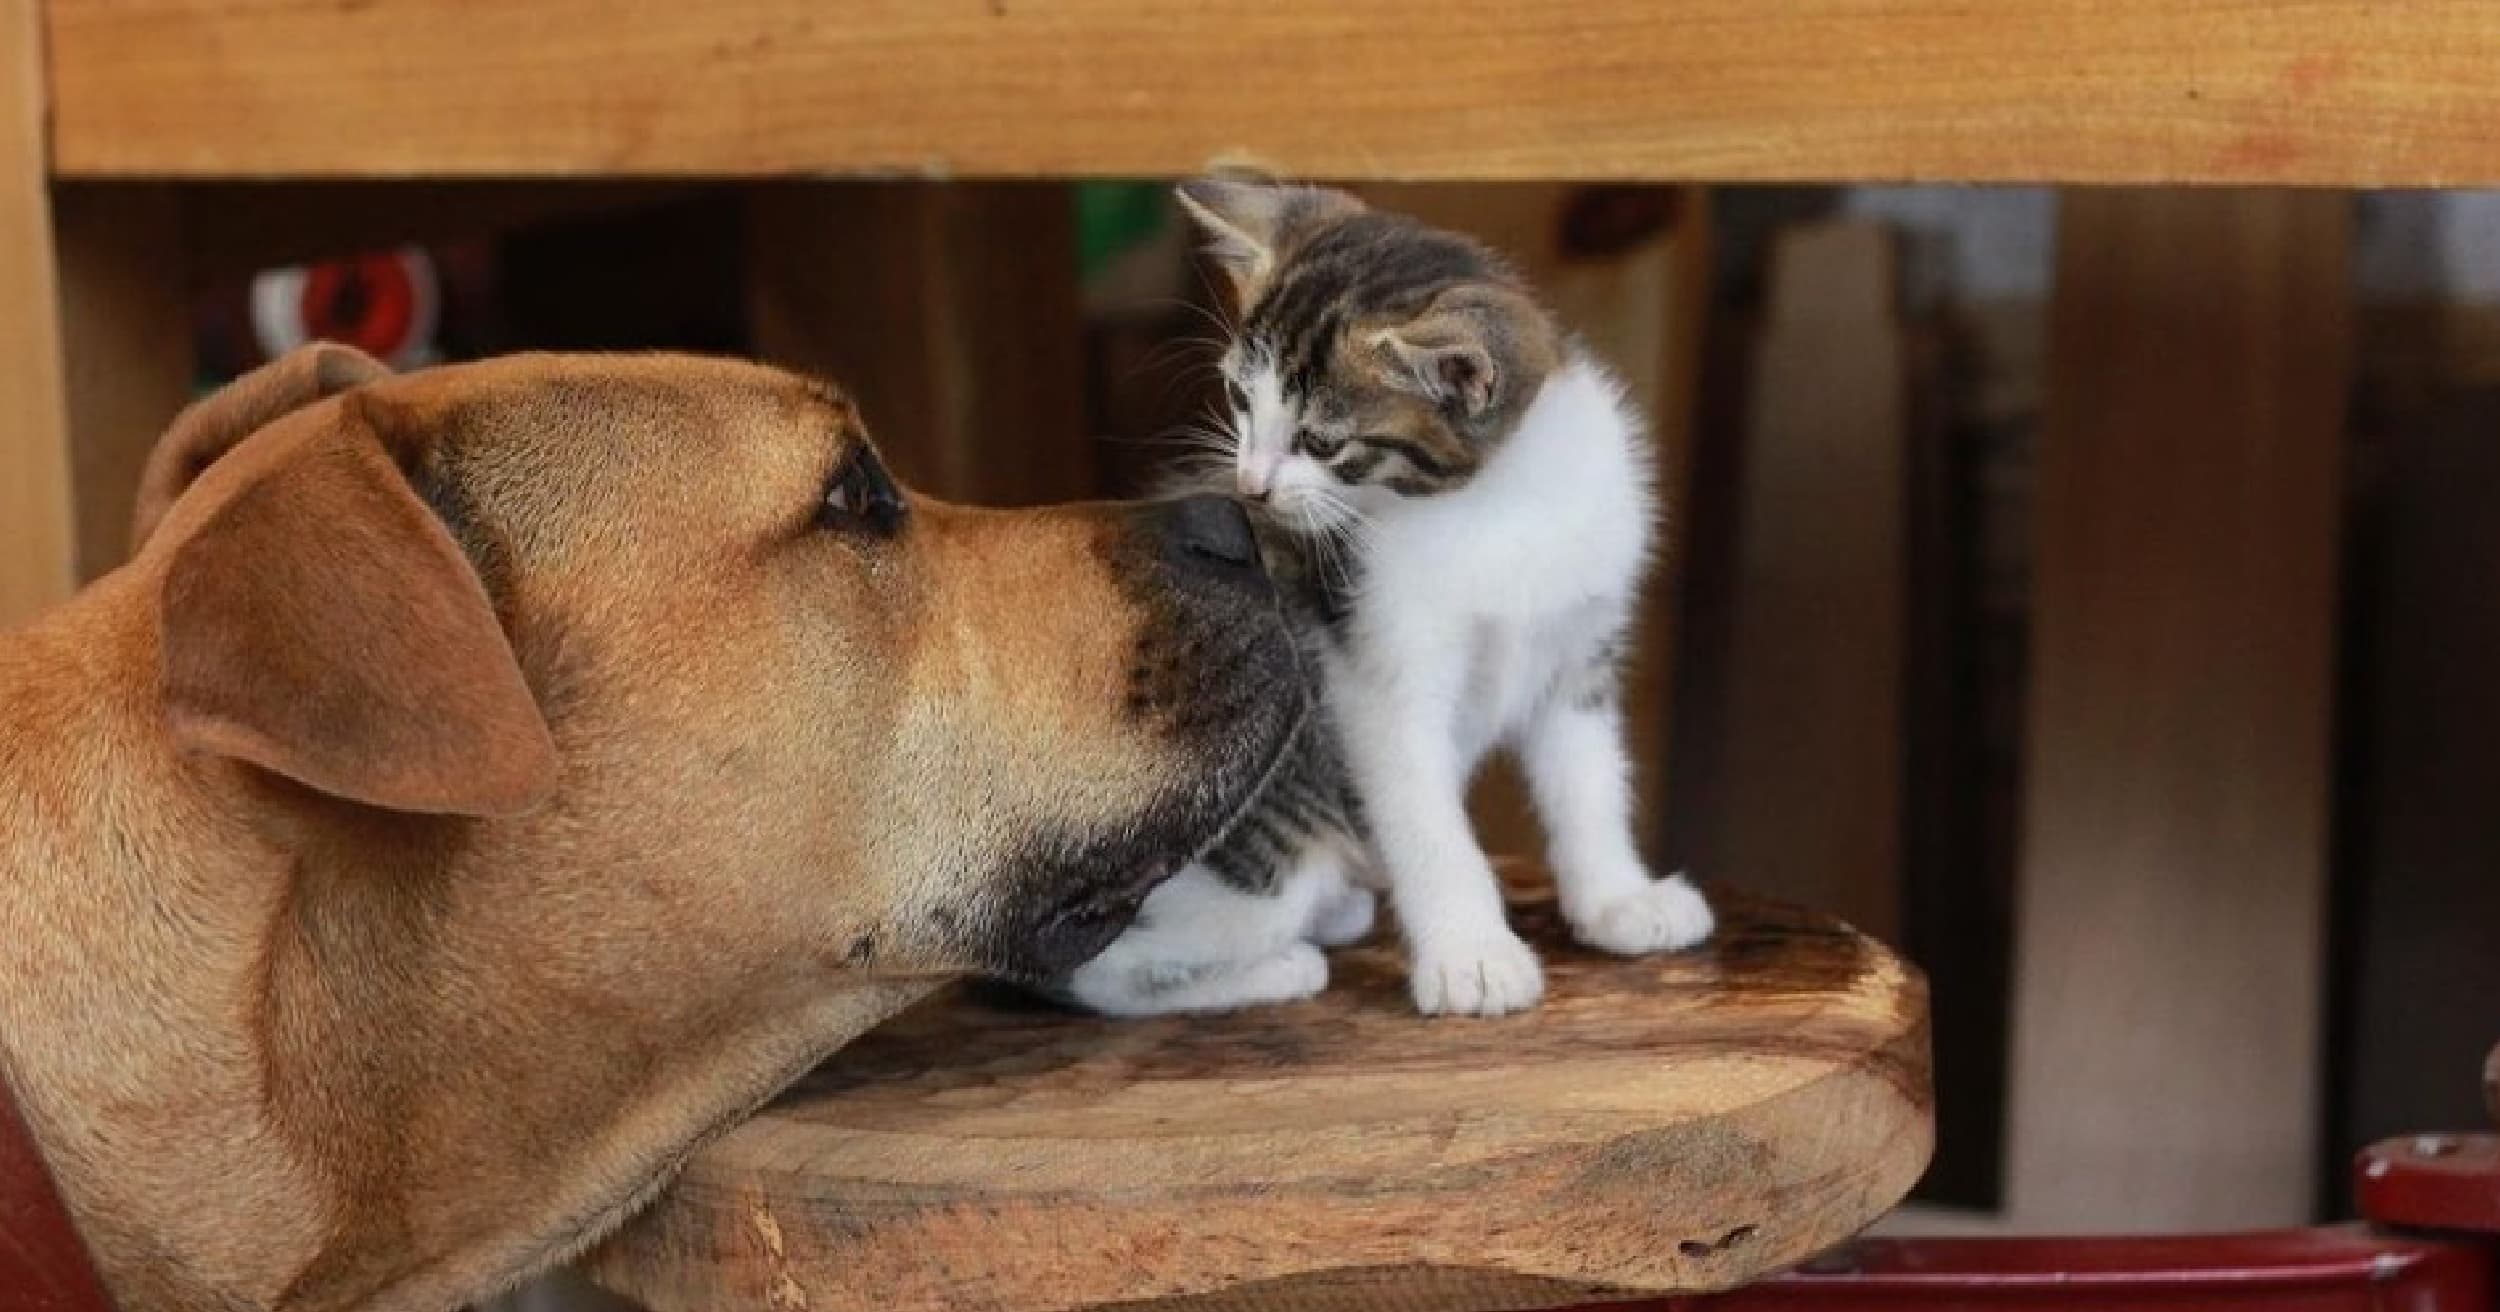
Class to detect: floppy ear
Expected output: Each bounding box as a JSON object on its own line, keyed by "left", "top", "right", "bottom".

{"left": 1173, "top": 176, "right": 1360, "bottom": 305}
{"left": 158, "top": 393, "right": 558, "bottom": 818}
{"left": 133, "top": 342, "right": 390, "bottom": 553}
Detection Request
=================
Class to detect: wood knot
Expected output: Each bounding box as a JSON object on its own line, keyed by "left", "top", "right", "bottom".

{"left": 1679, "top": 1224, "right": 1757, "bottom": 1259}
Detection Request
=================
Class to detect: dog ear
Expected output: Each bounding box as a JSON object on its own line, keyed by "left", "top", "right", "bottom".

{"left": 157, "top": 391, "right": 559, "bottom": 818}
{"left": 132, "top": 342, "right": 391, "bottom": 553}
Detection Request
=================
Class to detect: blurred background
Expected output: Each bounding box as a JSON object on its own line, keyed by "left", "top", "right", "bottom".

{"left": 34, "top": 178, "right": 2500, "bottom": 1236}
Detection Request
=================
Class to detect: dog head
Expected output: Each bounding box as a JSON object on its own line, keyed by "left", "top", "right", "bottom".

{"left": 135, "top": 345, "right": 1302, "bottom": 986}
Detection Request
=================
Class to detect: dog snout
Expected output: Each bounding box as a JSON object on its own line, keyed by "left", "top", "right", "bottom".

{"left": 1156, "top": 494, "right": 1269, "bottom": 590}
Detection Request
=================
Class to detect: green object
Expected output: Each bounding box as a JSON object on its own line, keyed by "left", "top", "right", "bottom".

{"left": 1076, "top": 181, "right": 1171, "bottom": 284}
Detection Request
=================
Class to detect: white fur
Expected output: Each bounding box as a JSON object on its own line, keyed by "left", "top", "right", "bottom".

{"left": 1235, "top": 350, "right": 1296, "bottom": 500}
{"left": 1083, "top": 350, "right": 1713, "bottom": 1018}
{"left": 1064, "top": 841, "right": 1367, "bottom": 1015}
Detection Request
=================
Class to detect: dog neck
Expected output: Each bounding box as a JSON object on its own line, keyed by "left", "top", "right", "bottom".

{"left": 1, "top": 580, "right": 948, "bottom": 1312}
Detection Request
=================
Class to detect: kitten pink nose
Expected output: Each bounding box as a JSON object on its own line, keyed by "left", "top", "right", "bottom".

{"left": 1237, "top": 464, "right": 1274, "bottom": 501}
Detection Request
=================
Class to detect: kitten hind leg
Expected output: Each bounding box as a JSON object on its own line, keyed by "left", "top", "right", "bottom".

{"left": 1064, "top": 852, "right": 1342, "bottom": 1016}
{"left": 1097, "top": 942, "right": 1330, "bottom": 1017}
{"left": 1300, "top": 838, "right": 1379, "bottom": 948}
{"left": 1518, "top": 682, "right": 1715, "bottom": 955}
{"left": 1307, "top": 883, "right": 1377, "bottom": 948}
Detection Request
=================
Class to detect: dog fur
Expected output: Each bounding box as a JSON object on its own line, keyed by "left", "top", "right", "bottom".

{"left": 0, "top": 345, "right": 1302, "bottom": 1312}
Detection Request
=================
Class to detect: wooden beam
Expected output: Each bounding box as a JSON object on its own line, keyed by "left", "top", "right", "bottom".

{"left": 53, "top": 185, "right": 195, "bottom": 579}
{"left": 48, "top": 1, "right": 2500, "bottom": 185}
{"left": 0, "top": 0, "right": 72, "bottom": 627}
{"left": 746, "top": 181, "right": 1091, "bottom": 506}
{"left": 1715, "top": 222, "right": 1907, "bottom": 945}
{"left": 2004, "top": 189, "right": 2348, "bottom": 1231}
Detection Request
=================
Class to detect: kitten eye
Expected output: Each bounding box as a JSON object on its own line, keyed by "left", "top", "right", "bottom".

{"left": 1222, "top": 378, "right": 1250, "bottom": 413}
{"left": 818, "top": 448, "right": 905, "bottom": 537}
{"left": 1294, "top": 429, "right": 1344, "bottom": 458}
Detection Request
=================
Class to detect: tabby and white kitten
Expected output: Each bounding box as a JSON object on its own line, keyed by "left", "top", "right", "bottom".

{"left": 1065, "top": 180, "right": 1713, "bottom": 1018}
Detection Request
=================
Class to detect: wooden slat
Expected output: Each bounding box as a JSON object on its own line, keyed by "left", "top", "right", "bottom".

{"left": 0, "top": 0, "right": 71, "bottom": 628}
{"left": 45, "top": 0, "right": 2500, "bottom": 185}
{"left": 2004, "top": 189, "right": 2348, "bottom": 1231}
{"left": 2339, "top": 388, "right": 2500, "bottom": 1191}
{"left": 1715, "top": 222, "right": 1907, "bottom": 944}
{"left": 53, "top": 185, "right": 194, "bottom": 579}
{"left": 746, "top": 181, "right": 1092, "bottom": 506}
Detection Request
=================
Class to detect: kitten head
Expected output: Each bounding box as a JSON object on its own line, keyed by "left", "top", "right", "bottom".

{"left": 1175, "top": 177, "right": 1561, "bottom": 536}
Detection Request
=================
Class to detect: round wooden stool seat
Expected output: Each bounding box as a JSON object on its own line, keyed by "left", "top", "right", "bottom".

{"left": 588, "top": 882, "right": 1932, "bottom": 1312}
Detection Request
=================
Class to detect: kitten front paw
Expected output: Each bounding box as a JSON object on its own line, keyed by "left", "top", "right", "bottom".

{"left": 1572, "top": 872, "right": 1716, "bottom": 955}
{"left": 1409, "top": 926, "right": 1545, "bottom": 1016}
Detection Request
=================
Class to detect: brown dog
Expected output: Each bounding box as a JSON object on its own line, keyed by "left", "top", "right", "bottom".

{"left": 0, "top": 345, "right": 1302, "bottom": 1312}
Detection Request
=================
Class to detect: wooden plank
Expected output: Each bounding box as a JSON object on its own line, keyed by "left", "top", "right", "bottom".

{"left": 1895, "top": 299, "right": 2039, "bottom": 1211}
{"left": 587, "top": 886, "right": 1932, "bottom": 1312}
{"left": 2336, "top": 387, "right": 2500, "bottom": 1207}
{"left": 1642, "top": 190, "right": 1714, "bottom": 861}
{"left": 745, "top": 180, "right": 1091, "bottom": 506}
{"left": 2004, "top": 189, "right": 2348, "bottom": 1231}
{"left": 0, "top": 0, "right": 71, "bottom": 627}
{"left": 47, "top": 0, "right": 2500, "bottom": 185}
{"left": 53, "top": 184, "right": 194, "bottom": 579}
{"left": 1348, "top": 184, "right": 1705, "bottom": 864}
{"left": 1714, "top": 222, "right": 1907, "bottom": 945}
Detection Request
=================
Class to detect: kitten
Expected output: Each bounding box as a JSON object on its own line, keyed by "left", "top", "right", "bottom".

{"left": 1064, "top": 180, "right": 1714, "bottom": 1018}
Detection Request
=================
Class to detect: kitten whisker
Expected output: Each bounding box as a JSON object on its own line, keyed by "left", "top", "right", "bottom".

{"left": 1077, "top": 179, "right": 1690, "bottom": 1022}
{"left": 1132, "top": 296, "right": 1239, "bottom": 341}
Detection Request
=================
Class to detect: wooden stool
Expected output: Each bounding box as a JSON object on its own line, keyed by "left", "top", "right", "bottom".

{"left": 584, "top": 886, "right": 1932, "bottom": 1312}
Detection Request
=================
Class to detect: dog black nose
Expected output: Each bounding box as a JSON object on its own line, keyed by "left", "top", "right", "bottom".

{"left": 1158, "top": 494, "right": 1267, "bottom": 585}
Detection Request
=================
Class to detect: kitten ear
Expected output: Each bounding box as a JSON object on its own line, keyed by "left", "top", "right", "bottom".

{"left": 1174, "top": 178, "right": 1289, "bottom": 301}
{"left": 1373, "top": 286, "right": 1552, "bottom": 419}
{"left": 1373, "top": 312, "right": 1499, "bottom": 417}
{"left": 1174, "top": 176, "right": 1359, "bottom": 304}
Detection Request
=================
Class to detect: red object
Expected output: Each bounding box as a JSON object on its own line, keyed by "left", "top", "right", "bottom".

{"left": 297, "top": 254, "right": 423, "bottom": 360}
{"left": 2358, "top": 1134, "right": 2500, "bottom": 1236}
{"left": 1574, "top": 1227, "right": 2497, "bottom": 1311}
{"left": 0, "top": 1074, "right": 115, "bottom": 1312}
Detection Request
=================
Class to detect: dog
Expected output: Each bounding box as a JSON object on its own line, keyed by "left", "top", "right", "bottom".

{"left": 0, "top": 344, "right": 1304, "bottom": 1312}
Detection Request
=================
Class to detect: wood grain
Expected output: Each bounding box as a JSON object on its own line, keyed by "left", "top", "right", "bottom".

{"left": 586, "top": 882, "right": 1931, "bottom": 1312}
{"left": 2004, "top": 190, "right": 2348, "bottom": 1230}
{"left": 0, "top": 0, "right": 72, "bottom": 628}
{"left": 1716, "top": 223, "right": 1906, "bottom": 945}
{"left": 46, "top": 0, "right": 2500, "bottom": 185}
{"left": 746, "top": 181, "right": 1093, "bottom": 506}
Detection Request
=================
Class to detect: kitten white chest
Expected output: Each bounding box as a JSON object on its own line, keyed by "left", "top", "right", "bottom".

{"left": 1352, "top": 356, "right": 1654, "bottom": 755}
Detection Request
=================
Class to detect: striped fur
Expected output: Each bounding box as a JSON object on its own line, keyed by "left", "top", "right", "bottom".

{"left": 1181, "top": 179, "right": 1563, "bottom": 514}
{"left": 1175, "top": 183, "right": 1566, "bottom": 896}
{"left": 1058, "top": 181, "right": 1712, "bottom": 1018}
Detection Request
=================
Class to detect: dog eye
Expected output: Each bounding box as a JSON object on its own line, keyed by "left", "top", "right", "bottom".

{"left": 819, "top": 450, "right": 904, "bottom": 536}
